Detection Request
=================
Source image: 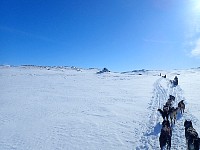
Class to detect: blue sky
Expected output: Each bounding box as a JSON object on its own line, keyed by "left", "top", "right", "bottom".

{"left": 0, "top": 0, "right": 200, "bottom": 71}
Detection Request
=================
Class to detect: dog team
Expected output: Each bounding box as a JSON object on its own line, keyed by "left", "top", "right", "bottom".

{"left": 157, "top": 76, "right": 200, "bottom": 150}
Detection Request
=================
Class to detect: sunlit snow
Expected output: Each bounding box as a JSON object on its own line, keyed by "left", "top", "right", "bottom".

{"left": 0, "top": 65, "right": 200, "bottom": 150}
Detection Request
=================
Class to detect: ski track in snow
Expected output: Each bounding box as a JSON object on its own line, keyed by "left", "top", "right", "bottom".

{"left": 136, "top": 77, "right": 200, "bottom": 150}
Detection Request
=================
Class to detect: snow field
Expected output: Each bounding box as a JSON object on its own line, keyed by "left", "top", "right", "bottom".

{"left": 0, "top": 66, "right": 200, "bottom": 150}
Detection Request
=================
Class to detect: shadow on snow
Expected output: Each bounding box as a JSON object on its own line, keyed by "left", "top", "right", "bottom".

{"left": 145, "top": 122, "right": 162, "bottom": 136}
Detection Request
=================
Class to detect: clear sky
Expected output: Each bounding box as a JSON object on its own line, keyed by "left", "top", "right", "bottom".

{"left": 0, "top": 0, "right": 200, "bottom": 71}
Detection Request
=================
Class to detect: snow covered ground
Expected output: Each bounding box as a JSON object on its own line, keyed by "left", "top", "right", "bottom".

{"left": 0, "top": 66, "right": 200, "bottom": 150}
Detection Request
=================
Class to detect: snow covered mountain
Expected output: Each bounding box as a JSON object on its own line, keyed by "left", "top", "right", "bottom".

{"left": 0, "top": 65, "right": 200, "bottom": 150}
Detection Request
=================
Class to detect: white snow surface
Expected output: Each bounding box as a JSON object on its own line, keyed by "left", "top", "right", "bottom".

{"left": 0, "top": 66, "right": 200, "bottom": 150}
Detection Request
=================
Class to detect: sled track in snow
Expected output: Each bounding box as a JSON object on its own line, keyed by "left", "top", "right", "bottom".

{"left": 136, "top": 78, "right": 168, "bottom": 149}
{"left": 136, "top": 77, "right": 200, "bottom": 150}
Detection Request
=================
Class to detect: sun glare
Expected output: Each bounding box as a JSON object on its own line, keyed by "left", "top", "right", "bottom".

{"left": 192, "top": 0, "right": 200, "bottom": 12}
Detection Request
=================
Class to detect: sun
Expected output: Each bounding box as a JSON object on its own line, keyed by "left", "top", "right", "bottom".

{"left": 192, "top": 0, "right": 200, "bottom": 11}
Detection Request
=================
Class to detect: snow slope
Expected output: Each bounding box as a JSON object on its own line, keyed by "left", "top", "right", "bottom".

{"left": 0, "top": 66, "right": 200, "bottom": 150}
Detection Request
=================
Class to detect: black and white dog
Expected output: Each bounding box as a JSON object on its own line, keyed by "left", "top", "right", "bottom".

{"left": 184, "top": 120, "right": 200, "bottom": 150}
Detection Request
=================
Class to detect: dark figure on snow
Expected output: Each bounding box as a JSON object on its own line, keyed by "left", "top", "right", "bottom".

{"left": 168, "top": 107, "right": 178, "bottom": 125}
{"left": 169, "top": 95, "right": 175, "bottom": 101}
{"left": 184, "top": 120, "right": 200, "bottom": 150}
{"left": 173, "top": 76, "right": 178, "bottom": 86}
{"left": 159, "top": 124, "right": 172, "bottom": 150}
{"left": 158, "top": 105, "right": 169, "bottom": 121}
{"left": 178, "top": 100, "right": 185, "bottom": 114}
